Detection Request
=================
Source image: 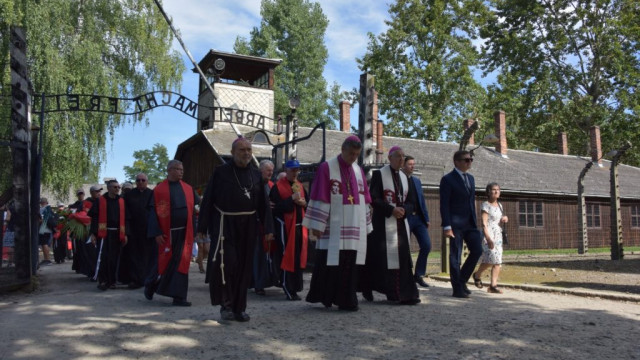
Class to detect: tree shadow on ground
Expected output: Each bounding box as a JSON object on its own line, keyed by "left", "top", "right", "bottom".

{"left": 1, "top": 263, "right": 639, "bottom": 360}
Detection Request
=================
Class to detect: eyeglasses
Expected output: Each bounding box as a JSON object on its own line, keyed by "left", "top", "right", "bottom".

{"left": 457, "top": 158, "right": 474, "bottom": 163}
{"left": 135, "top": 179, "right": 146, "bottom": 182}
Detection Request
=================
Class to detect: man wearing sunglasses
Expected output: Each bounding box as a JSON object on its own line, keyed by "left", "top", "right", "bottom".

{"left": 122, "top": 173, "right": 153, "bottom": 289}
{"left": 89, "top": 180, "right": 128, "bottom": 291}
{"left": 439, "top": 150, "right": 483, "bottom": 299}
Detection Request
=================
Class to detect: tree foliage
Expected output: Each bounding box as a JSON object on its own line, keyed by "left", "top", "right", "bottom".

{"left": 357, "top": 0, "right": 487, "bottom": 141}
{"left": 0, "top": 0, "right": 185, "bottom": 197}
{"left": 233, "top": 0, "right": 336, "bottom": 128}
{"left": 480, "top": 0, "right": 640, "bottom": 163}
{"left": 123, "top": 143, "right": 169, "bottom": 184}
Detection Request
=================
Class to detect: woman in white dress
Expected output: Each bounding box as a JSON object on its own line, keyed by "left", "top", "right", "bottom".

{"left": 473, "top": 182, "right": 508, "bottom": 294}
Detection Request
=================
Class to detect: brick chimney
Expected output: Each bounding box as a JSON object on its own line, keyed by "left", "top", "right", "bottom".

{"left": 339, "top": 100, "right": 350, "bottom": 133}
{"left": 494, "top": 110, "right": 507, "bottom": 156}
{"left": 376, "top": 121, "right": 384, "bottom": 163}
{"left": 557, "top": 132, "right": 568, "bottom": 155}
{"left": 590, "top": 125, "right": 602, "bottom": 164}
{"left": 463, "top": 119, "right": 476, "bottom": 146}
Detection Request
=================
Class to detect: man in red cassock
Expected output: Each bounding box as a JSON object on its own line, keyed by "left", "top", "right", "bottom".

{"left": 270, "top": 159, "right": 308, "bottom": 301}
{"left": 144, "top": 160, "right": 198, "bottom": 306}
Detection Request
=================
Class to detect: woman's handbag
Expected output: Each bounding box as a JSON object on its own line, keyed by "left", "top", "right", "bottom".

{"left": 498, "top": 202, "right": 508, "bottom": 245}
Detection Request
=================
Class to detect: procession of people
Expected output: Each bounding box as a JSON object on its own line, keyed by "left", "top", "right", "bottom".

{"left": 23, "top": 134, "right": 507, "bottom": 323}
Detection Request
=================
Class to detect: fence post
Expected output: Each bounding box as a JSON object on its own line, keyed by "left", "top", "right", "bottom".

{"left": 10, "top": 27, "right": 33, "bottom": 280}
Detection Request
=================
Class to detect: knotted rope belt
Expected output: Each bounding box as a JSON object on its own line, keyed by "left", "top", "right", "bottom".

{"left": 213, "top": 205, "right": 256, "bottom": 284}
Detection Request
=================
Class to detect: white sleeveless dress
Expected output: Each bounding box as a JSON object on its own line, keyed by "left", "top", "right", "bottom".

{"left": 480, "top": 201, "right": 503, "bottom": 265}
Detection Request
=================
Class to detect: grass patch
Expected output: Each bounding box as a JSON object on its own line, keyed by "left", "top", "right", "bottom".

{"left": 420, "top": 247, "right": 640, "bottom": 259}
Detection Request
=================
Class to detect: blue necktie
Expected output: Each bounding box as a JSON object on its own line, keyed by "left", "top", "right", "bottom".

{"left": 463, "top": 173, "right": 471, "bottom": 192}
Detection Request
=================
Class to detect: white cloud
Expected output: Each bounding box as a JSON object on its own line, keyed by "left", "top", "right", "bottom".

{"left": 163, "top": 0, "right": 262, "bottom": 56}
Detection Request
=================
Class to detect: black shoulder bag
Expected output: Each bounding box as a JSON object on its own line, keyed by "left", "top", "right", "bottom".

{"left": 498, "top": 202, "right": 508, "bottom": 246}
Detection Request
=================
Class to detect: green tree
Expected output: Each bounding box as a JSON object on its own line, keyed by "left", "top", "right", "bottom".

{"left": 234, "top": 0, "right": 335, "bottom": 128}
{"left": 480, "top": 0, "right": 640, "bottom": 164}
{"left": 0, "top": 0, "right": 185, "bottom": 197}
{"left": 357, "top": 0, "right": 487, "bottom": 141}
{"left": 123, "top": 143, "right": 169, "bottom": 184}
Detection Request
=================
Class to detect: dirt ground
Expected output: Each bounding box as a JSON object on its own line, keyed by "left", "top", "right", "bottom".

{"left": 476, "top": 254, "right": 640, "bottom": 295}
{"left": 1, "top": 258, "right": 639, "bottom": 360}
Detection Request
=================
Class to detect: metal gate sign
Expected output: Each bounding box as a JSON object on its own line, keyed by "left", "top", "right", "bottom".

{"left": 34, "top": 91, "right": 272, "bottom": 131}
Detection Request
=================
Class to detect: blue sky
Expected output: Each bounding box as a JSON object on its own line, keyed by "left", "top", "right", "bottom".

{"left": 101, "top": 0, "right": 392, "bottom": 182}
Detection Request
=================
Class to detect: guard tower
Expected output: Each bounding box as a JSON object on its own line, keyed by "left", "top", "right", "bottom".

{"left": 195, "top": 50, "right": 282, "bottom": 132}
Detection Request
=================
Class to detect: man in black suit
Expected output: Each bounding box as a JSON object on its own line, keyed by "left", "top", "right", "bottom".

{"left": 439, "top": 150, "right": 482, "bottom": 298}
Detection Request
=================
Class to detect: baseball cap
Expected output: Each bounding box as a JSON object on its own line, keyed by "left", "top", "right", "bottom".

{"left": 285, "top": 159, "right": 300, "bottom": 169}
{"left": 90, "top": 185, "right": 103, "bottom": 192}
{"left": 76, "top": 188, "right": 85, "bottom": 195}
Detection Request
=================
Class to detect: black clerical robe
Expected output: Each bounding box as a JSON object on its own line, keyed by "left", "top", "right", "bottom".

{"left": 123, "top": 188, "right": 153, "bottom": 287}
{"left": 146, "top": 181, "right": 197, "bottom": 301}
{"left": 88, "top": 194, "right": 129, "bottom": 286}
{"left": 198, "top": 162, "right": 273, "bottom": 314}
{"left": 70, "top": 200, "right": 90, "bottom": 277}
{"left": 251, "top": 181, "right": 280, "bottom": 292}
{"left": 359, "top": 168, "right": 419, "bottom": 302}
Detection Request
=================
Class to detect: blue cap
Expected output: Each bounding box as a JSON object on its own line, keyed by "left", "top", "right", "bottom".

{"left": 285, "top": 159, "right": 300, "bottom": 169}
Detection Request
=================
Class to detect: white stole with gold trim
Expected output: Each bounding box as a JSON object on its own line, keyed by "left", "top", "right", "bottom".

{"left": 380, "top": 165, "right": 410, "bottom": 270}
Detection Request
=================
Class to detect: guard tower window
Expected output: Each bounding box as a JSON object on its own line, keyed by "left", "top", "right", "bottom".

{"left": 254, "top": 72, "right": 269, "bottom": 89}
{"left": 252, "top": 132, "right": 268, "bottom": 144}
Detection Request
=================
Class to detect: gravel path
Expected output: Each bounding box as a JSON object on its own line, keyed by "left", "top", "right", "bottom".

{"left": 0, "top": 262, "right": 639, "bottom": 360}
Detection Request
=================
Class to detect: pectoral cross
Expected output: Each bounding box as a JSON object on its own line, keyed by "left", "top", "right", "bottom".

{"left": 244, "top": 189, "right": 251, "bottom": 199}
{"left": 348, "top": 194, "right": 354, "bottom": 204}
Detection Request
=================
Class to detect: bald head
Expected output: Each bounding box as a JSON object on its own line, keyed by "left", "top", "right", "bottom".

{"left": 231, "top": 138, "right": 252, "bottom": 167}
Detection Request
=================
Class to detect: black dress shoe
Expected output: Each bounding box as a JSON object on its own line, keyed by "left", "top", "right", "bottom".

{"left": 452, "top": 292, "right": 470, "bottom": 299}
{"left": 234, "top": 312, "right": 250, "bottom": 322}
{"left": 286, "top": 293, "right": 301, "bottom": 301}
{"left": 255, "top": 289, "right": 266, "bottom": 296}
{"left": 97, "top": 283, "right": 108, "bottom": 291}
{"left": 399, "top": 298, "right": 421, "bottom": 305}
{"left": 415, "top": 275, "right": 430, "bottom": 288}
{"left": 220, "top": 307, "right": 235, "bottom": 321}
{"left": 172, "top": 299, "right": 192, "bottom": 307}
{"left": 463, "top": 285, "right": 471, "bottom": 295}
{"left": 362, "top": 290, "right": 373, "bottom": 302}
{"left": 144, "top": 286, "right": 154, "bottom": 300}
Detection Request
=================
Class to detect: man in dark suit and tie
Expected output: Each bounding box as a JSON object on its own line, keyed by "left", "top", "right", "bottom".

{"left": 403, "top": 155, "right": 431, "bottom": 288}
{"left": 439, "top": 150, "right": 483, "bottom": 298}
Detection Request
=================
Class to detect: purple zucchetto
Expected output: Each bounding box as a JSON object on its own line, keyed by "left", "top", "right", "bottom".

{"left": 388, "top": 146, "right": 402, "bottom": 155}
{"left": 344, "top": 135, "right": 361, "bottom": 143}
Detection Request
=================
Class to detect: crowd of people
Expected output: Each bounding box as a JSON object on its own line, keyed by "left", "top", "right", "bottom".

{"left": 2, "top": 135, "right": 509, "bottom": 323}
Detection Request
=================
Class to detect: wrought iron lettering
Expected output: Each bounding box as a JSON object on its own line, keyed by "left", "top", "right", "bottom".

{"left": 33, "top": 91, "right": 274, "bottom": 131}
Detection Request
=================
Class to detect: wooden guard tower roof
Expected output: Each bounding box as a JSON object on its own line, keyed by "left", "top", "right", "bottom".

{"left": 194, "top": 50, "right": 282, "bottom": 86}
